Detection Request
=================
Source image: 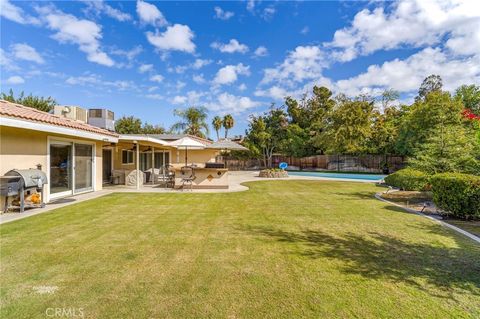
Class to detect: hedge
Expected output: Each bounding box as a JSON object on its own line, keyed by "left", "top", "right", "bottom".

{"left": 430, "top": 173, "right": 480, "bottom": 219}
{"left": 384, "top": 168, "right": 429, "bottom": 191}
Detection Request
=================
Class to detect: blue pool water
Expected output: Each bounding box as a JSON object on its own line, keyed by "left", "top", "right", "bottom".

{"left": 288, "top": 171, "right": 386, "bottom": 181}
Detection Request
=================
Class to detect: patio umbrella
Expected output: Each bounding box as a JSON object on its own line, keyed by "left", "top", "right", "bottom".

{"left": 168, "top": 137, "right": 205, "bottom": 166}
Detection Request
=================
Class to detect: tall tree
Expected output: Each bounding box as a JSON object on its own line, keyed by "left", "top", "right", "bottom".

{"left": 244, "top": 106, "right": 288, "bottom": 167}
{"left": 223, "top": 114, "right": 234, "bottom": 139}
{"left": 171, "top": 106, "right": 210, "bottom": 138}
{"left": 380, "top": 89, "right": 400, "bottom": 111}
{"left": 285, "top": 86, "right": 336, "bottom": 156}
{"left": 1, "top": 89, "right": 57, "bottom": 112}
{"left": 396, "top": 91, "right": 464, "bottom": 156}
{"left": 409, "top": 124, "right": 480, "bottom": 175}
{"left": 455, "top": 84, "right": 480, "bottom": 115}
{"left": 323, "top": 96, "right": 375, "bottom": 154}
{"left": 416, "top": 74, "right": 443, "bottom": 102}
{"left": 115, "top": 116, "right": 143, "bottom": 134}
{"left": 212, "top": 116, "right": 223, "bottom": 140}
{"left": 142, "top": 123, "right": 165, "bottom": 134}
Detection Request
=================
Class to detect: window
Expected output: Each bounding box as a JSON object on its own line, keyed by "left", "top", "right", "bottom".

{"left": 107, "top": 110, "right": 114, "bottom": 120}
{"left": 122, "top": 150, "right": 134, "bottom": 164}
{"left": 89, "top": 109, "right": 102, "bottom": 118}
{"left": 154, "top": 151, "right": 170, "bottom": 168}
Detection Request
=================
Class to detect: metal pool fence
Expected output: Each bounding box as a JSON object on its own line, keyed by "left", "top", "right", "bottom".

{"left": 219, "top": 154, "right": 406, "bottom": 173}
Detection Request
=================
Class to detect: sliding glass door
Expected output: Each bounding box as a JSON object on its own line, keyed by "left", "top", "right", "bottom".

{"left": 50, "top": 143, "right": 73, "bottom": 197}
{"left": 74, "top": 144, "right": 93, "bottom": 192}
{"left": 50, "top": 141, "right": 94, "bottom": 198}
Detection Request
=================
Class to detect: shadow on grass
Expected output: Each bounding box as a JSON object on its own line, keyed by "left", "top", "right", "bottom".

{"left": 241, "top": 225, "right": 480, "bottom": 296}
{"left": 333, "top": 191, "right": 375, "bottom": 200}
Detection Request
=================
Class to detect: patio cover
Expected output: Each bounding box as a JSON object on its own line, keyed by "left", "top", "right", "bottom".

{"left": 207, "top": 139, "right": 249, "bottom": 151}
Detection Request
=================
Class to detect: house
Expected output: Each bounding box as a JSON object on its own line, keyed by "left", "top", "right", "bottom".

{"left": 0, "top": 100, "right": 234, "bottom": 210}
{"left": 0, "top": 100, "right": 118, "bottom": 205}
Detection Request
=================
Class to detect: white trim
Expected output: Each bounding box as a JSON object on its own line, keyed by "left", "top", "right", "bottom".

{"left": 102, "top": 147, "right": 114, "bottom": 183}
{"left": 121, "top": 149, "right": 134, "bottom": 165}
{"left": 1, "top": 116, "right": 118, "bottom": 142}
{"left": 118, "top": 135, "right": 169, "bottom": 146}
{"left": 47, "top": 136, "right": 97, "bottom": 202}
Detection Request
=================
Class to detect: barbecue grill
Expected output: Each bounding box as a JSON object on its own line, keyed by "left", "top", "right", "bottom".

{"left": 1, "top": 169, "right": 48, "bottom": 213}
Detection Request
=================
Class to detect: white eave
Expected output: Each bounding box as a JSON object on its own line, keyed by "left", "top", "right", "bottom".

{"left": 118, "top": 134, "right": 170, "bottom": 146}
{"left": 0, "top": 116, "right": 118, "bottom": 143}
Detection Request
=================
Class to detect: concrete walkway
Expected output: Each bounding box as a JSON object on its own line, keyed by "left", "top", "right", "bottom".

{"left": 1, "top": 171, "right": 376, "bottom": 224}
{"left": 0, "top": 190, "right": 112, "bottom": 224}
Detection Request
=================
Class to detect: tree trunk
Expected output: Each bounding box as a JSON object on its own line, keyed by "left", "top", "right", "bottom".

{"left": 225, "top": 129, "right": 229, "bottom": 139}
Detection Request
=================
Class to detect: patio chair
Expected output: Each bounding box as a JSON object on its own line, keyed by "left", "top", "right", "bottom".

{"left": 153, "top": 165, "right": 175, "bottom": 188}
{"left": 180, "top": 166, "right": 196, "bottom": 191}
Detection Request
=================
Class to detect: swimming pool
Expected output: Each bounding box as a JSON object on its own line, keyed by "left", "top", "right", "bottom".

{"left": 288, "top": 171, "right": 386, "bottom": 181}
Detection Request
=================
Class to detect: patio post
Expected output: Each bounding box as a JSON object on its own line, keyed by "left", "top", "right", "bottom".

{"left": 136, "top": 141, "right": 140, "bottom": 190}
{"left": 151, "top": 146, "right": 155, "bottom": 185}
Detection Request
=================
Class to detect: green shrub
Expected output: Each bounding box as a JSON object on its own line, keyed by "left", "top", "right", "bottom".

{"left": 384, "top": 168, "right": 429, "bottom": 191}
{"left": 430, "top": 173, "right": 480, "bottom": 219}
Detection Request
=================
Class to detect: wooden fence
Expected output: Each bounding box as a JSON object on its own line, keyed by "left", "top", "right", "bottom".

{"left": 219, "top": 154, "right": 406, "bottom": 173}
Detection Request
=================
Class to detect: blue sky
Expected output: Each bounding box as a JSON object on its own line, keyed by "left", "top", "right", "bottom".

{"left": 1, "top": 0, "right": 479, "bottom": 138}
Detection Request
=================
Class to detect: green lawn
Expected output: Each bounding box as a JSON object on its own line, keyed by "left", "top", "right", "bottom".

{"left": 1, "top": 180, "right": 479, "bottom": 318}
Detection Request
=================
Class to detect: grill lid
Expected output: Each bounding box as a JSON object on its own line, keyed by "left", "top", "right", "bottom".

{"left": 5, "top": 169, "right": 48, "bottom": 188}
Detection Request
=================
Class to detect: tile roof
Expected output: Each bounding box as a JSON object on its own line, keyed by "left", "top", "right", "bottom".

{"left": 0, "top": 99, "right": 118, "bottom": 137}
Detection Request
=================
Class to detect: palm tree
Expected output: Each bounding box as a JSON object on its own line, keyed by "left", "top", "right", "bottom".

{"left": 171, "top": 106, "right": 210, "bottom": 138}
{"left": 223, "top": 114, "right": 234, "bottom": 139}
{"left": 212, "top": 116, "right": 223, "bottom": 141}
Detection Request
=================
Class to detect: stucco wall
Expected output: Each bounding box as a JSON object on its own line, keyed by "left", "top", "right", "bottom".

{"left": 112, "top": 142, "right": 218, "bottom": 170}
{"left": 0, "top": 125, "right": 104, "bottom": 204}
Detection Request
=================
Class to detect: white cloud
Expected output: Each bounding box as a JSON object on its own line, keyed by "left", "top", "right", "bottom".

{"left": 136, "top": 0, "right": 167, "bottom": 27}
{"left": 326, "top": 0, "right": 480, "bottom": 61}
{"left": 65, "top": 74, "right": 135, "bottom": 90}
{"left": 171, "top": 90, "right": 205, "bottom": 105}
{"left": 192, "top": 74, "right": 206, "bottom": 84}
{"left": 10, "top": 43, "right": 44, "bottom": 64}
{"left": 146, "top": 24, "right": 196, "bottom": 53}
{"left": 6, "top": 75, "right": 25, "bottom": 84}
{"left": 0, "top": 49, "right": 16, "bottom": 71}
{"left": 261, "top": 7, "right": 276, "bottom": 21}
{"left": 149, "top": 74, "right": 164, "bottom": 83}
{"left": 192, "top": 58, "right": 212, "bottom": 69}
{"left": 301, "top": 26, "right": 309, "bottom": 35}
{"left": 82, "top": 0, "right": 131, "bottom": 22}
{"left": 36, "top": 6, "right": 114, "bottom": 67}
{"left": 213, "top": 63, "right": 250, "bottom": 85}
{"left": 138, "top": 64, "right": 153, "bottom": 73}
{"left": 254, "top": 46, "right": 268, "bottom": 57}
{"left": 255, "top": 85, "right": 289, "bottom": 100}
{"left": 333, "top": 47, "right": 480, "bottom": 97}
{"left": 176, "top": 80, "right": 186, "bottom": 90}
{"left": 238, "top": 83, "right": 247, "bottom": 91}
{"left": 211, "top": 39, "right": 249, "bottom": 54}
{"left": 214, "top": 6, "right": 234, "bottom": 20}
{"left": 206, "top": 92, "right": 261, "bottom": 114}
{"left": 172, "top": 95, "right": 187, "bottom": 105}
{"left": 246, "top": 0, "right": 256, "bottom": 13}
{"left": 111, "top": 46, "right": 142, "bottom": 61}
{"left": 261, "top": 45, "right": 326, "bottom": 86}
{"left": 146, "top": 94, "right": 163, "bottom": 100}
{"left": 0, "top": 0, "right": 40, "bottom": 25}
